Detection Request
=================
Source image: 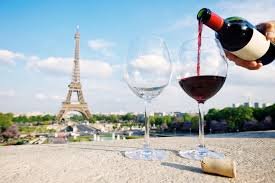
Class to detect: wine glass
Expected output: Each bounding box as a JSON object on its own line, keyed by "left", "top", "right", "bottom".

{"left": 176, "top": 36, "right": 228, "bottom": 160}
{"left": 124, "top": 36, "right": 172, "bottom": 160}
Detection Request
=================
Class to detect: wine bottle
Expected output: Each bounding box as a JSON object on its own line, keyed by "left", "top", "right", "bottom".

{"left": 197, "top": 8, "right": 275, "bottom": 65}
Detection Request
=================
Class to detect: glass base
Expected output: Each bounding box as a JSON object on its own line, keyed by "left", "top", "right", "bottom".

{"left": 179, "top": 147, "right": 224, "bottom": 161}
{"left": 124, "top": 147, "right": 167, "bottom": 161}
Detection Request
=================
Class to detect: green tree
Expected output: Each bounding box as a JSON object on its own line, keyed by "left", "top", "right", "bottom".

{"left": 42, "top": 114, "right": 55, "bottom": 121}
{"left": 149, "top": 116, "right": 156, "bottom": 125}
{"left": 154, "top": 116, "right": 163, "bottom": 126}
{"left": 253, "top": 108, "right": 265, "bottom": 121}
{"left": 121, "top": 113, "right": 135, "bottom": 121}
{"left": 182, "top": 113, "right": 192, "bottom": 122}
{"left": 109, "top": 115, "right": 119, "bottom": 123}
{"left": 70, "top": 114, "right": 84, "bottom": 122}
{"left": 0, "top": 113, "right": 13, "bottom": 133}
{"left": 191, "top": 115, "right": 199, "bottom": 131}
{"left": 13, "top": 115, "right": 28, "bottom": 123}
{"left": 205, "top": 108, "right": 221, "bottom": 121}
{"left": 88, "top": 116, "right": 96, "bottom": 124}
{"left": 163, "top": 116, "right": 172, "bottom": 126}
{"left": 265, "top": 104, "right": 275, "bottom": 128}
{"left": 218, "top": 106, "right": 253, "bottom": 131}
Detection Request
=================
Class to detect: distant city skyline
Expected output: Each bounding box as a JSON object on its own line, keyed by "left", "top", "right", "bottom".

{"left": 0, "top": 0, "right": 275, "bottom": 114}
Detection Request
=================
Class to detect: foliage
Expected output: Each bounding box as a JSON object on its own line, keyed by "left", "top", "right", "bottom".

{"left": 154, "top": 116, "right": 163, "bottom": 126}
{"left": 0, "top": 103, "right": 274, "bottom": 139}
{"left": 109, "top": 114, "right": 119, "bottom": 123}
{"left": 88, "top": 116, "right": 96, "bottom": 124}
{"left": 191, "top": 115, "right": 199, "bottom": 130}
{"left": 70, "top": 114, "right": 84, "bottom": 122}
{"left": 253, "top": 108, "right": 266, "bottom": 121}
{"left": 88, "top": 113, "right": 138, "bottom": 123}
{"left": 265, "top": 104, "right": 275, "bottom": 125}
{"left": 149, "top": 116, "right": 156, "bottom": 125}
{"left": 19, "top": 125, "right": 56, "bottom": 134}
{"left": 13, "top": 114, "right": 56, "bottom": 123}
{"left": 0, "top": 113, "right": 14, "bottom": 133}
{"left": 205, "top": 105, "right": 275, "bottom": 131}
{"left": 1, "top": 138, "right": 28, "bottom": 146}
{"left": 126, "top": 136, "right": 143, "bottom": 140}
{"left": 121, "top": 113, "right": 136, "bottom": 121}
{"left": 205, "top": 108, "right": 221, "bottom": 121}
{"left": 182, "top": 113, "right": 192, "bottom": 122}
{"left": 205, "top": 106, "right": 254, "bottom": 131}
{"left": 163, "top": 116, "right": 173, "bottom": 126}
{"left": 68, "top": 136, "right": 91, "bottom": 142}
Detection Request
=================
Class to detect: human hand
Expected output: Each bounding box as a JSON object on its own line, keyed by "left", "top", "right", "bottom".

{"left": 256, "top": 21, "right": 275, "bottom": 42}
{"left": 225, "top": 51, "right": 263, "bottom": 70}
{"left": 225, "top": 21, "right": 275, "bottom": 70}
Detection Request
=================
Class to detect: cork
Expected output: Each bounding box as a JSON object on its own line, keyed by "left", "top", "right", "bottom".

{"left": 201, "top": 157, "right": 236, "bottom": 178}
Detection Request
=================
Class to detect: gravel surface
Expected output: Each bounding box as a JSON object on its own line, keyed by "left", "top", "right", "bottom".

{"left": 0, "top": 131, "right": 274, "bottom": 183}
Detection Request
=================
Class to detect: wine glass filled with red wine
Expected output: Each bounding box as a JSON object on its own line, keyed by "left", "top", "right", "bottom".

{"left": 177, "top": 36, "right": 228, "bottom": 160}
{"left": 124, "top": 36, "right": 172, "bottom": 160}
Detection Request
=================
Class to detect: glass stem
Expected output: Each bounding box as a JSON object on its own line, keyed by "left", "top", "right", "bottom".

{"left": 144, "top": 100, "right": 151, "bottom": 149}
{"left": 198, "top": 102, "right": 205, "bottom": 148}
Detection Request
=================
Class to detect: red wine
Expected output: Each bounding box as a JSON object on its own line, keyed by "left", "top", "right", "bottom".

{"left": 197, "top": 21, "right": 203, "bottom": 76}
{"left": 179, "top": 75, "right": 226, "bottom": 103}
{"left": 197, "top": 8, "right": 275, "bottom": 65}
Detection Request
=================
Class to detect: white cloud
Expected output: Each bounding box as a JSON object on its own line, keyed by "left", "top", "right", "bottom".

{"left": 130, "top": 54, "right": 171, "bottom": 73}
{"left": 88, "top": 39, "right": 115, "bottom": 50}
{"left": 124, "top": 54, "right": 172, "bottom": 87}
{"left": 27, "top": 57, "right": 113, "bottom": 78}
{"left": 35, "top": 93, "right": 47, "bottom": 100}
{"left": 81, "top": 59, "right": 113, "bottom": 78}
{"left": 88, "top": 39, "right": 115, "bottom": 57}
{"left": 35, "top": 93, "right": 65, "bottom": 101}
{"left": 168, "top": 0, "right": 275, "bottom": 33}
{"left": 216, "top": 0, "right": 275, "bottom": 24}
{"left": 0, "top": 49, "right": 25, "bottom": 66}
{"left": 228, "top": 62, "right": 275, "bottom": 86}
{"left": 51, "top": 95, "right": 65, "bottom": 101}
{"left": 174, "top": 37, "right": 227, "bottom": 79}
{"left": 0, "top": 89, "right": 16, "bottom": 97}
{"left": 27, "top": 57, "right": 71, "bottom": 74}
{"left": 166, "top": 16, "right": 195, "bottom": 32}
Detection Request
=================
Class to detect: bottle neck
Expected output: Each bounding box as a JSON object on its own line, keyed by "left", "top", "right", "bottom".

{"left": 197, "top": 8, "right": 224, "bottom": 32}
{"left": 205, "top": 11, "right": 224, "bottom": 32}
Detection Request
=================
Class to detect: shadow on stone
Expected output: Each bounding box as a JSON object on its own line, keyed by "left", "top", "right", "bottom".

{"left": 161, "top": 162, "right": 203, "bottom": 174}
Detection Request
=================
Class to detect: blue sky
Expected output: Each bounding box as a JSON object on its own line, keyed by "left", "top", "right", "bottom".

{"left": 0, "top": 0, "right": 275, "bottom": 114}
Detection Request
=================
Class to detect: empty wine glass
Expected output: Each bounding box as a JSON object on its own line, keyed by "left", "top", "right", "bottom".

{"left": 124, "top": 36, "right": 172, "bottom": 160}
{"left": 176, "top": 36, "right": 228, "bottom": 160}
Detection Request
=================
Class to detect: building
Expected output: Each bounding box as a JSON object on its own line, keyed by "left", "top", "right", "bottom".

{"left": 154, "top": 112, "right": 165, "bottom": 117}
{"left": 174, "top": 112, "right": 184, "bottom": 118}
{"left": 232, "top": 103, "right": 240, "bottom": 108}
{"left": 136, "top": 114, "right": 145, "bottom": 123}
{"left": 243, "top": 102, "right": 251, "bottom": 107}
{"left": 262, "top": 103, "right": 271, "bottom": 108}
{"left": 254, "top": 102, "right": 260, "bottom": 108}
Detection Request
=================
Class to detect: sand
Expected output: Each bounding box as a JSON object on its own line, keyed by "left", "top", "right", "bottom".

{"left": 0, "top": 131, "right": 274, "bottom": 183}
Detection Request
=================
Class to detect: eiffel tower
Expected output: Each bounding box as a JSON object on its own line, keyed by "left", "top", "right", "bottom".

{"left": 57, "top": 26, "right": 92, "bottom": 122}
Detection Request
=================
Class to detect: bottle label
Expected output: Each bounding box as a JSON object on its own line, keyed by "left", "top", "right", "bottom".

{"left": 231, "top": 28, "right": 270, "bottom": 61}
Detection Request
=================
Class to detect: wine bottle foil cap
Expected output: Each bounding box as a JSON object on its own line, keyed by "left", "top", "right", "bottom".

{"left": 197, "top": 8, "right": 211, "bottom": 22}
{"left": 206, "top": 12, "right": 224, "bottom": 31}
{"left": 197, "top": 8, "right": 224, "bottom": 32}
